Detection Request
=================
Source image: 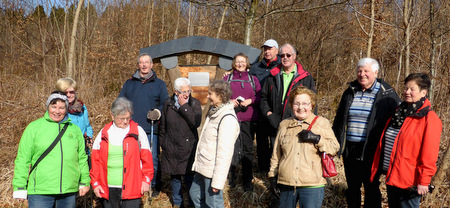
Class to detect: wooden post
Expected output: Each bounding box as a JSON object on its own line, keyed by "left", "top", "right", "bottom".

{"left": 166, "top": 65, "right": 182, "bottom": 92}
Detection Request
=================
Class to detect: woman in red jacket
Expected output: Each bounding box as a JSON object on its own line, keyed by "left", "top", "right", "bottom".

{"left": 370, "top": 73, "right": 442, "bottom": 208}
{"left": 90, "top": 97, "right": 154, "bottom": 207}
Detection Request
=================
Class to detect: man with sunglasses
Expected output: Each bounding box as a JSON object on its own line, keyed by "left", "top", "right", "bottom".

{"left": 260, "top": 43, "right": 316, "bottom": 207}
{"left": 118, "top": 53, "right": 169, "bottom": 198}
{"left": 249, "top": 39, "right": 282, "bottom": 173}
{"left": 260, "top": 43, "right": 316, "bottom": 137}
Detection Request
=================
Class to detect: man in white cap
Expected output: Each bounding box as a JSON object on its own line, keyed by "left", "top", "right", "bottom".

{"left": 249, "top": 39, "right": 282, "bottom": 173}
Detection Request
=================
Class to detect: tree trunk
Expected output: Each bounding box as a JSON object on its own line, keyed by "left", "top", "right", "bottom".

{"left": 161, "top": 0, "right": 166, "bottom": 42}
{"left": 147, "top": 0, "right": 154, "bottom": 46}
{"left": 366, "top": 0, "right": 375, "bottom": 57}
{"left": 403, "top": 0, "right": 411, "bottom": 76}
{"left": 429, "top": 0, "right": 436, "bottom": 103}
{"left": 173, "top": 0, "right": 181, "bottom": 39}
{"left": 67, "top": 0, "right": 84, "bottom": 77}
{"left": 187, "top": 2, "right": 193, "bottom": 64}
{"left": 263, "top": 0, "right": 269, "bottom": 40}
{"left": 207, "top": 6, "right": 228, "bottom": 65}
{"left": 243, "top": 0, "right": 258, "bottom": 46}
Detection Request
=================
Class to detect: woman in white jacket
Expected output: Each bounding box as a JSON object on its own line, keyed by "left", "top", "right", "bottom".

{"left": 189, "top": 80, "right": 240, "bottom": 208}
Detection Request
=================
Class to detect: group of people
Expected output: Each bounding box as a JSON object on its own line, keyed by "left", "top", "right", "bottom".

{"left": 12, "top": 38, "right": 442, "bottom": 208}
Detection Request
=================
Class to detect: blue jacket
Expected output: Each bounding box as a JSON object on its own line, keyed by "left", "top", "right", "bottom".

{"left": 68, "top": 105, "right": 93, "bottom": 138}
{"left": 118, "top": 70, "right": 169, "bottom": 134}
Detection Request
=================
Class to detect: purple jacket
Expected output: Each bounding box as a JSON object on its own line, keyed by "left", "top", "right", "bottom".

{"left": 224, "top": 70, "right": 261, "bottom": 122}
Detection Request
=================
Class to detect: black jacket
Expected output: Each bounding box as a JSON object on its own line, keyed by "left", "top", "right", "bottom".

{"left": 159, "top": 94, "right": 202, "bottom": 175}
{"left": 332, "top": 79, "right": 400, "bottom": 162}
{"left": 260, "top": 61, "right": 316, "bottom": 136}
{"left": 250, "top": 56, "right": 282, "bottom": 87}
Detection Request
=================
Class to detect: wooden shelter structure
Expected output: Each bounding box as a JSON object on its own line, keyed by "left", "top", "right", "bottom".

{"left": 140, "top": 36, "right": 261, "bottom": 127}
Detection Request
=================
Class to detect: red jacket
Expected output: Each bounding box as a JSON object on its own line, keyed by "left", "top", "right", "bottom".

{"left": 370, "top": 99, "right": 442, "bottom": 189}
{"left": 90, "top": 120, "right": 154, "bottom": 200}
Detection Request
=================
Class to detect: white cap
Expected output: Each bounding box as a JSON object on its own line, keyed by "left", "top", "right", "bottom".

{"left": 261, "top": 39, "right": 278, "bottom": 49}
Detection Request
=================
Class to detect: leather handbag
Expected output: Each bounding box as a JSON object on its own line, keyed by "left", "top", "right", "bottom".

{"left": 307, "top": 116, "right": 337, "bottom": 177}
{"left": 321, "top": 152, "right": 337, "bottom": 177}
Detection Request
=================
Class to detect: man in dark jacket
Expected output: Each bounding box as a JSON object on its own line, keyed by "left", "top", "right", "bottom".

{"left": 118, "top": 53, "right": 169, "bottom": 196}
{"left": 332, "top": 58, "right": 400, "bottom": 208}
{"left": 260, "top": 43, "right": 316, "bottom": 142}
{"left": 250, "top": 39, "right": 282, "bottom": 173}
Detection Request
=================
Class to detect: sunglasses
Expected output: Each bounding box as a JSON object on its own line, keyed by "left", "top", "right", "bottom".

{"left": 280, "top": 53, "right": 293, "bottom": 58}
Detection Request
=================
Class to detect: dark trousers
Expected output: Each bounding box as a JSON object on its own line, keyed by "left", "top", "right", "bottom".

{"left": 386, "top": 185, "right": 421, "bottom": 208}
{"left": 100, "top": 188, "right": 141, "bottom": 208}
{"left": 343, "top": 142, "right": 381, "bottom": 208}
{"left": 230, "top": 121, "right": 254, "bottom": 186}
{"left": 255, "top": 119, "right": 271, "bottom": 172}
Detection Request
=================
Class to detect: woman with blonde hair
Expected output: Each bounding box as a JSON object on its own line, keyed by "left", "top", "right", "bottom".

{"left": 268, "top": 86, "right": 339, "bottom": 208}
{"left": 56, "top": 77, "right": 93, "bottom": 160}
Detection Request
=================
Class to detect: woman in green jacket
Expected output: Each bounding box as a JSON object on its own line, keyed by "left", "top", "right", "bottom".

{"left": 12, "top": 91, "right": 90, "bottom": 208}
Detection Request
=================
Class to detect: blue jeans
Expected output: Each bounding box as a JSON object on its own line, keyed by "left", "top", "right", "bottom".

{"left": 386, "top": 185, "right": 421, "bottom": 208}
{"left": 147, "top": 133, "right": 161, "bottom": 189}
{"left": 172, "top": 174, "right": 194, "bottom": 206}
{"left": 28, "top": 193, "right": 76, "bottom": 208}
{"left": 189, "top": 173, "right": 224, "bottom": 208}
{"left": 278, "top": 185, "right": 324, "bottom": 208}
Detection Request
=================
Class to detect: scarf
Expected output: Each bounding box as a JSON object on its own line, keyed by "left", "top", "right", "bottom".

{"left": 390, "top": 97, "right": 426, "bottom": 129}
{"left": 68, "top": 98, "right": 85, "bottom": 114}
{"left": 207, "top": 102, "right": 227, "bottom": 117}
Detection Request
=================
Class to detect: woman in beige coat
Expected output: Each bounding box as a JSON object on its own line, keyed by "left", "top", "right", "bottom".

{"left": 189, "top": 80, "right": 240, "bottom": 208}
{"left": 268, "top": 86, "right": 339, "bottom": 208}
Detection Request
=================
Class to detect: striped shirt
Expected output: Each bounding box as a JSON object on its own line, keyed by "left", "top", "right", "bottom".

{"left": 382, "top": 126, "right": 400, "bottom": 171}
{"left": 346, "top": 81, "right": 380, "bottom": 142}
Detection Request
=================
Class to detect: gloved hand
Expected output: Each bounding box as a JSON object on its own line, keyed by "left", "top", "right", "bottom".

{"left": 269, "top": 177, "right": 280, "bottom": 199}
{"left": 147, "top": 109, "right": 161, "bottom": 121}
{"left": 298, "top": 130, "right": 321, "bottom": 144}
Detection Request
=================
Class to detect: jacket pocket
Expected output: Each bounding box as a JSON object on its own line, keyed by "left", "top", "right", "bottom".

{"left": 199, "top": 147, "right": 214, "bottom": 161}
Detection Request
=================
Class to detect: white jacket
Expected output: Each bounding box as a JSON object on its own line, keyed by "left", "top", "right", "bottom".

{"left": 191, "top": 102, "right": 240, "bottom": 190}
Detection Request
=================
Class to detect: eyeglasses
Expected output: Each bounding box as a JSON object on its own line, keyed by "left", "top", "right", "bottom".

{"left": 66, "top": 90, "right": 76, "bottom": 95}
{"left": 139, "top": 61, "right": 152, "bottom": 65}
{"left": 115, "top": 116, "right": 132, "bottom": 122}
{"left": 280, "top": 53, "right": 293, "bottom": 58}
{"left": 177, "top": 90, "right": 192, "bottom": 95}
{"left": 293, "top": 102, "right": 311, "bottom": 108}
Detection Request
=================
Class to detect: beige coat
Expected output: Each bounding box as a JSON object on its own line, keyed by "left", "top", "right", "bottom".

{"left": 268, "top": 113, "right": 339, "bottom": 187}
{"left": 191, "top": 103, "right": 240, "bottom": 190}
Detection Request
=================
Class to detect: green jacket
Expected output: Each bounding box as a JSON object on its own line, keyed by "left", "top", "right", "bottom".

{"left": 13, "top": 111, "right": 90, "bottom": 196}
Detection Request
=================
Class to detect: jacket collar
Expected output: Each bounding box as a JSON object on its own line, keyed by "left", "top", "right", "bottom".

{"left": 269, "top": 61, "right": 309, "bottom": 80}
{"left": 349, "top": 78, "right": 389, "bottom": 92}
{"left": 261, "top": 56, "right": 281, "bottom": 68}
{"left": 131, "top": 69, "right": 157, "bottom": 83}
{"left": 286, "top": 113, "right": 317, "bottom": 128}
{"left": 209, "top": 102, "right": 234, "bottom": 118}
{"left": 410, "top": 98, "right": 431, "bottom": 118}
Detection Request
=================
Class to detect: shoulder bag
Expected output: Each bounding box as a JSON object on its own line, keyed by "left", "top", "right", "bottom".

{"left": 307, "top": 116, "right": 337, "bottom": 177}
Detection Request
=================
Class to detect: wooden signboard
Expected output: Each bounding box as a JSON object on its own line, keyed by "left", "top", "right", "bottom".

{"left": 179, "top": 65, "right": 226, "bottom": 105}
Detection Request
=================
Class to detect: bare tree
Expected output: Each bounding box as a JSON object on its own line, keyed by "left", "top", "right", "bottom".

{"left": 67, "top": 0, "right": 84, "bottom": 77}
{"left": 403, "top": 0, "right": 412, "bottom": 76}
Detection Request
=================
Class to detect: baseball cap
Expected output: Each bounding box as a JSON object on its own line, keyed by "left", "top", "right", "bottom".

{"left": 261, "top": 39, "right": 279, "bottom": 49}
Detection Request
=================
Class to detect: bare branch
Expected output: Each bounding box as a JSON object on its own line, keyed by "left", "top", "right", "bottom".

{"left": 256, "top": 0, "right": 349, "bottom": 21}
